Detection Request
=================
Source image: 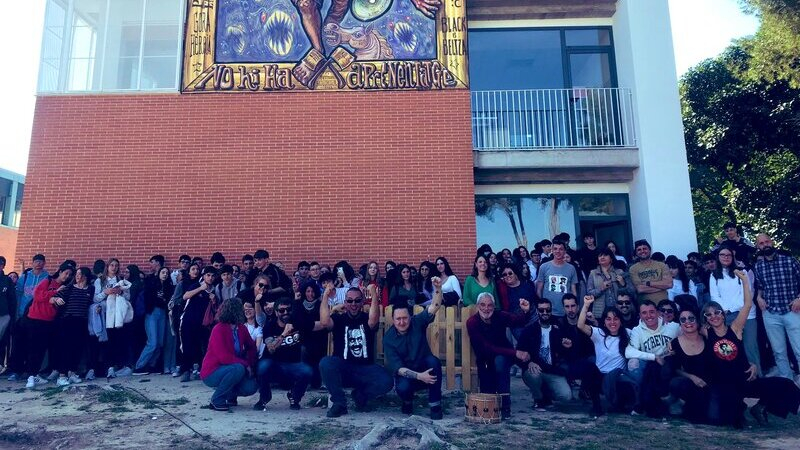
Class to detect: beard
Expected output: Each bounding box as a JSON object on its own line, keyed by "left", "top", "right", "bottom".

{"left": 761, "top": 246, "right": 776, "bottom": 257}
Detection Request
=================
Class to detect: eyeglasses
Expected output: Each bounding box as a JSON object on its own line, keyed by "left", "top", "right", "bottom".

{"left": 502, "top": 272, "right": 514, "bottom": 277}
{"left": 537, "top": 308, "right": 552, "bottom": 313}
{"left": 719, "top": 253, "right": 733, "bottom": 258}
{"left": 679, "top": 316, "right": 697, "bottom": 324}
{"left": 277, "top": 308, "right": 292, "bottom": 314}
{"left": 257, "top": 283, "right": 267, "bottom": 288}
{"left": 345, "top": 298, "right": 363, "bottom": 304}
{"left": 704, "top": 310, "right": 724, "bottom": 318}
{"left": 617, "top": 301, "right": 632, "bottom": 306}
{"left": 659, "top": 308, "right": 674, "bottom": 314}
{"left": 180, "top": 260, "right": 190, "bottom": 264}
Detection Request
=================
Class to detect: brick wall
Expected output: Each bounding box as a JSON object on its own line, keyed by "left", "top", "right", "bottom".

{"left": 0, "top": 226, "right": 18, "bottom": 272}
{"left": 17, "top": 90, "right": 477, "bottom": 277}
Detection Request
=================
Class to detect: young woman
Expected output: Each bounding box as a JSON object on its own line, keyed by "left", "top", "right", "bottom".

{"left": 586, "top": 249, "right": 631, "bottom": 318}
{"left": 519, "top": 263, "right": 533, "bottom": 282}
{"left": 390, "top": 264, "right": 417, "bottom": 307}
{"left": 703, "top": 271, "right": 800, "bottom": 428}
{"left": 167, "top": 263, "right": 200, "bottom": 377}
{"left": 94, "top": 258, "right": 131, "bottom": 379}
{"left": 242, "top": 299, "right": 264, "bottom": 359}
{"left": 200, "top": 298, "right": 258, "bottom": 411}
{"left": 134, "top": 267, "right": 174, "bottom": 375}
{"left": 125, "top": 264, "right": 145, "bottom": 368}
{"left": 54, "top": 267, "right": 94, "bottom": 386}
{"left": 435, "top": 257, "right": 461, "bottom": 306}
{"left": 463, "top": 255, "right": 498, "bottom": 307}
{"left": 513, "top": 246, "right": 536, "bottom": 281}
{"left": 668, "top": 308, "right": 712, "bottom": 423}
{"left": 577, "top": 295, "right": 636, "bottom": 417}
{"left": 605, "top": 240, "right": 628, "bottom": 270}
{"left": 24, "top": 263, "right": 74, "bottom": 389}
{"left": 499, "top": 248, "right": 514, "bottom": 265}
{"left": 417, "top": 261, "right": 437, "bottom": 304}
{"left": 295, "top": 279, "right": 326, "bottom": 389}
{"left": 666, "top": 258, "right": 697, "bottom": 301}
{"left": 487, "top": 252, "right": 501, "bottom": 280}
{"left": 496, "top": 263, "right": 537, "bottom": 339}
{"left": 180, "top": 266, "right": 216, "bottom": 382}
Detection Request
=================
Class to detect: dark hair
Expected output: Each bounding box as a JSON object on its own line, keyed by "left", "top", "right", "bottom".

{"left": 712, "top": 247, "right": 738, "bottom": 280}
{"left": 297, "top": 260, "right": 310, "bottom": 270}
{"left": 253, "top": 249, "right": 269, "bottom": 259}
{"left": 75, "top": 267, "right": 92, "bottom": 283}
{"left": 551, "top": 241, "right": 566, "bottom": 251}
{"left": 392, "top": 304, "right": 413, "bottom": 318}
{"left": 333, "top": 261, "right": 355, "bottom": 282}
{"left": 191, "top": 256, "right": 204, "bottom": 264}
{"left": 396, "top": 264, "right": 413, "bottom": 285}
{"left": 319, "top": 272, "right": 337, "bottom": 284}
{"left": 476, "top": 244, "right": 493, "bottom": 257}
{"left": 723, "top": 221, "right": 737, "bottom": 230}
{"left": 211, "top": 252, "right": 226, "bottom": 265}
{"left": 51, "top": 262, "right": 74, "bottom": 280}
{"left": 217, "top": 298, "right": 246, "bottom": 324}
{"left": 666, "top": 259, "right": 690, "bottom": 294}
{"left": 220, "top": 264, "right": 233, "bottom": 275}
{"left": 471, "top": 255, "right": 488, "bottom": 277}
{"left": 639, "top": 300, "right": 657, "bottom": 311}
{"left": 126, "top": 265, "right": 142, "bottom": 283}
{"left": 687, "top": 252, "right": 701, "bottom": 260}
{"left": 384, "top": 260, "right": 397, "bottom": 270}
{"left": 420, "top": 261, "right": 437, "bottom": 292}
{"left": 499, "top": 262, "right": 522, "bottom": 281}
{"left": 363, "top": 260, "right": 380, "bottom": 283}
{"left": 300, "top": 279, "right": 321, "bottom": 299}
{"left": 435, "top": 257, "right": 455, "bottom": 277}
{"left": 596, "top": 248, "right": 615, "bottom": 265}
{"left": 309, "top": 261, "right": 320, "bottom": 267}
{"left": 536, "top": 298, "right": 552, "bottom": 307}
{"left": 702, "top": 301, "right": 724, "bottom": 325}
{"left": 519, "top": 262, "right": 532, "bottom": 281}
{"left": 276, "top": 297, "right": 293, "bottom": 309}
{"left": 150, "top": 255, "right": 165, "bottom": 267}
{"left": 562, "top": 293, "right": 578, "bottom": 304}
{"left": 599, "top": 307, "right": 629, "bottom": 354}
{"left": 540, "top": 239, "right": 552, "bottom": 247}
{"left": 513, "top": 246, "right": 530, "bottom": 263}
{"left": 634, "top": 239, "right": 651, "bottom": 250}
{"left": 657, "top": 299, "right": 678, "bottom": 320}
{"left": 0, "top": 256, "right": 5, "bottom": 265}
{"left": 684, "top": 260, "right": 698, "bottom": 270}
{"left": 201, "top": 266, "right": 217, "bottom": 277}
{"left": 92, "top": 259, "right": 106, "bottom": 277}
{"left": 242, "top": 254, "right": 254, "bottom": 263}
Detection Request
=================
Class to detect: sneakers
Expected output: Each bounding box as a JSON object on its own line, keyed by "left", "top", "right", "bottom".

{"left": 327, "top": 403, "right": 348, "bottom": 418}
{"left": 207, "top": 402, "right": 230, "bottom": 412}
{"left": 68, "top": 372, "right": 82, "bottom": 384}
{"left": 253, "top": 400, "right": 267, "bottom": 411}
{"left": 171, "top": 366, "right": 181, "bottom": 377}
{"left": 401, "top": 401, "right": 413, "bottom": 415}
{"left": 46, "top": 369, "right": 60, "bottom": 381}
{"left": 7, "top": 373, "right": 18, "bottom": 381}
{"left": 85, "top": 369, "right": 95, "bottom": 381}
{"left": 26, "top": 375, "right": 48, "bottom": 389}
{"left": 430, "top": 405, "right": 443, "bottom": 421}
{"left": 287, "top": 392, "right": 301, "bottom": 410}
{"left": 132, "top": 368, "right": 151, "bottom": 376}
{"left": 180, "top": 371, "right": 191, "bottom": 383}
{"left": 116, "top": 366, "right": 132, "bottom": 377}
{"left": 56, "top": 376, "right": 70, "bottom": 387}
{"left": 107, "top": 367, "right": 116, "bottom": 379}
{"left": 227, "top": 398, "right": 239, "bottom": 407}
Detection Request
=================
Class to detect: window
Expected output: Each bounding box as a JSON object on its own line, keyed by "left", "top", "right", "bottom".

{"left": 38, "top": 0, "right": 183, "bottom": 93}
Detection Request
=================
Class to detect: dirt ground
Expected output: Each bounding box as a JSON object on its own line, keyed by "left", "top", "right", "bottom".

{"left": 1, "top": 375, "right": 800, "bottom": 449}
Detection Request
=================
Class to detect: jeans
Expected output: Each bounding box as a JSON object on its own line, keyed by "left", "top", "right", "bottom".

{"left": 319, "top": 356, "right": 393, "bottom": 408}
{"left": 0, "top": 314, "right": 10, "bottom": 344}
{"left": 394, "top": 355, "right": 442, "bottom": 406}
{"left": 725, "top": 313, "right": 762, "bottom": 376}
{"left": 256, "top": 359, "right": 313, "bottom": 404}
{"left": 162, "top": 314, "right": 177, "bottom": 372}
{"left": 476, "top": 354, "right": 512, "bottom": 395}
{"left": 521, "top": 370, "right": 573, "bottom": 403}
{"left": 762, "top": 310, "right": 800, "bottom": 379}
{"left": 135, "top": 308, "right": 166, "bottom": 370}
{"left": 202, "top": 363, "right": 258, "bottom": 407}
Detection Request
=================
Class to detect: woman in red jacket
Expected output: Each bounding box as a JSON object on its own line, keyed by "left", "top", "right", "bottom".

{"left": 24, "top": 262, "right": 74, "bottom": 389}
{"left": 200, "top": 297, "right": 258, "bottom": 411}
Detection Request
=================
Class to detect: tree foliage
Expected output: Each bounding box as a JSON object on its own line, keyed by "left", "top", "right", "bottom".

{"left": 739, "top": 0, "right": 800, "bottom": 88}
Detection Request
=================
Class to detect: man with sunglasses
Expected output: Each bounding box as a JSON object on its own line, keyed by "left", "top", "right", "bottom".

{"left": 517, "top": 298, "right": 572, "bottom": 410}
{"left": 615, "top": 293, "right": 639, "bottom": 330}
{"left": 254, "top": 298, "right": 323, "bottom": 411}
{"left": 319, "top": 283, "right": 392, "bottom": 417}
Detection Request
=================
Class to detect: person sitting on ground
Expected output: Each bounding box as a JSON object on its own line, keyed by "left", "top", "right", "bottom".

{"left": 577, "top": 296, "right": 636, "bottom": 417}
{"left": 466, "top": 292, "right": 532, "bottom": 419}
{"left": 625, "top": 300, "right": 680, "bottom": 417}
{"left": 629, "top": 240, "right": 673, "bottom": 303}
{"left": 319, "top": 284, "right": 392, "bottom": 418}
{"left": 383, "top": 277, "right": 444, "bottom": 420}
{"left": 517, "top": 298, "right": 572, "bottom": 410}
{"left": 615, "top": 293, "right": 639, "bottom": 330}
{"left": 668, "top": 308, "right": 712, "bottom": 423}
{"left": 200, "top": 298, "right": 258, "bottom": 411}
{"left": 254, "top": 297, "right": 321, "bottom": 411}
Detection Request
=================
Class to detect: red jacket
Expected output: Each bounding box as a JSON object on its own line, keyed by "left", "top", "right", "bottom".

{"left": 27, "top": 278, "right": 62, "bottom": 322}
{"left": 200, "top": 323, "right": 257, "bottom": 380}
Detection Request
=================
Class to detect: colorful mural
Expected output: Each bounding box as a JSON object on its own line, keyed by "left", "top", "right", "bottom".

{"left": 182, "top": 0, "right": 468, "bottom": 92}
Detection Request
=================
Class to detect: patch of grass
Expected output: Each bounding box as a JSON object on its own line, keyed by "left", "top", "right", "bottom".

{"left": 246, "top": 424, "right": 364, "bottom": 450}
{"left": 0, "top": 431, "right": 38, "bottom": 445}
{"left": 106, "top": 406, "right": 133, "bottom": 413}
{"left": 40, "top": 386, "right": 63, "bottom": 398}
{"left": 97, "top": 389, "right": 155, "bottom": 409}
{"left": 76, "top": 403, "right": 93, "bottom": 412}
{"left": 158, "top": 397, "right": 190, "bottom": 406}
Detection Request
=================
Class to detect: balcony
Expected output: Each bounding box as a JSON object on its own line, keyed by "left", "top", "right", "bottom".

{"left": 471, "top": 87, "right": 639, "bottom": 184}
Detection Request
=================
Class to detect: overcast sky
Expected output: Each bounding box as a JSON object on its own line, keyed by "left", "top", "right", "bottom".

{"left": 0, "top": 0, "right": 760, "bottom": 176}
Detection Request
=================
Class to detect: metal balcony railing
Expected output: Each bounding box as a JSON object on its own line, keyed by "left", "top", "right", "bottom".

{"left": 471, "top": 88, "right": 637, "bottom": 150}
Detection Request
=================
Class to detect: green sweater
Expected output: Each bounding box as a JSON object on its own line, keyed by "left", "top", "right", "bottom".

{"left": 462, "top": 276, "right": 498, "bottom": 307}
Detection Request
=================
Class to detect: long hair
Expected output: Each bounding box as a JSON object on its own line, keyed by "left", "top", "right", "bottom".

{"left": 599, "top": 306, "right": 629, "bottom": 355}
{"left": 712, "top": 247, "right": 737, "bottom": 280}
{"left": 420, "top": 261, "right": 437, "bottom": 292}
{"left": 363, "top": 260, "right": 380, "bottom": 284}
{"left": 100, "top": 258, "right": 120, "bottom": 288}
{"left": 395, "top": 264, "right": 413, "bottom": 288}
{"left": 217, "top": 298, "right": 246, "bottom": 325}
{"left": 472, "top": 255, "right": 488, "bottom": 278}
{"left": 435, "top": 256, "right": 455, "bottom": 277}
{"left": 667, "top": 258, "right": 690, "bottom": 293}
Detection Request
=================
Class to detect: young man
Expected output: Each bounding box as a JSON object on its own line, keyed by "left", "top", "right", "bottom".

{"left": 248, "top": 249, "right": 292, "bottom": 297}
{"left": 255, "top": 298, "right": 320, "bottom": 410}
{"left": 517, "top": 298, "right": 572, "bottom": 410}
{"left": 171, "top": 255, "right": 191, "bottom": 285}
{"left": 383, "top": 277, "right": 444, "bottom": 419}
{"left": 319, "top": 284, "right": 392, "bottom": 417}
{"left": 625, "top": 301, "right": 680, "bottom": 417}
{"left": 536, "top": 241, "right": 578, "bottom": 318}
{"left": 132, "top": 255, "right": 167, "bottom": 375}
{"left": 576, "top": 233, "right": 599, "bottom": 278}
{"left": 713, "top": 221, "right": 756, "bottom": 265}
{"left": 466, "top": 292, "right": 531, "bottom": 419}
{"left": 628, "top": 240, "right": 672, "bottom": 303}
{"left": 0, "top": 256, "right": 16, "bottom": 362}
{"left": 6, "top": 254, "right": 49, "bottom": 381}
{"left": 615, "top": 293, "right": 639, "bottom": 330}
{"left": 754, "top": 233, "right": 800, "bottom": 382}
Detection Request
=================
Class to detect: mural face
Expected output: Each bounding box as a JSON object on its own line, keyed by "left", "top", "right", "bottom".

{"left": 182, "top": 0, "right": 468, "bottom": 92}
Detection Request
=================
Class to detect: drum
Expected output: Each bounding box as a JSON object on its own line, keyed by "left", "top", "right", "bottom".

{"left": 464, "top": 393, "right": 501, "bottom": 424}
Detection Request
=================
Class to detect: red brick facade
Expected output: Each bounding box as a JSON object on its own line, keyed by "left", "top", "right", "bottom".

{"left": 18, "top": 91, "right": 476, "bottom": 276}
{"left": 0, "top": 226, "right": 18, "bottom": 271}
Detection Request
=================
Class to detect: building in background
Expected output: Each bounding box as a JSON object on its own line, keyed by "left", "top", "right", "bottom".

{"left": 19, "top": 0, "right": 695, "bottom": 274}
{"left": 0, "top": 168, "right": 25, "bottom": 271}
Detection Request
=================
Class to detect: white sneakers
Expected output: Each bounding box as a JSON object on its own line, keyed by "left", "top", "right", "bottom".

{"left": 116, "top": 366, "right": 132, "bottom": 377}
{"left": 68, "top": 372, "right": 82, "bottom": 384}
{"left": 107, "top": 367, "right": 116, "bottom": 379}
{"left": 26, "top": 375, "right": 48, "bottom": 389}
{"left": 46, "top": 369, "right": 59, "bottom": 381}
{"left": 57, "top": 376, "right": 70, "bottom": 387}
{"left": 85, "top": 369, "right": 96, "bottom": 381}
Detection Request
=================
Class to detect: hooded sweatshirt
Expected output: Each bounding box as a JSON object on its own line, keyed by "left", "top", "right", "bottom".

{"left": 625, "top": 317, "right": 680, "bottom": 361}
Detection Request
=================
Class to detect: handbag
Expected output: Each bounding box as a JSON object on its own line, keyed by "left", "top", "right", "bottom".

{"left": 202, "top": 297, "right": 218, "bottom": 327}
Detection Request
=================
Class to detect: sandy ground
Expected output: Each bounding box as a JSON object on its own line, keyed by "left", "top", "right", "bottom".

{"left": 2, "top": 374, "right": 800, "bottom": 449}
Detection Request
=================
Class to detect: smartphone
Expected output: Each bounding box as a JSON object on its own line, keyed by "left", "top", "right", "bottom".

{"left": 337, "top": 267, "right": 344, "bottom": 275}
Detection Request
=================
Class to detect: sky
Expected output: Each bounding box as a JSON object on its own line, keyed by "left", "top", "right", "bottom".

{"left": 0, "top": 0, "right": 761, "bottom": 176}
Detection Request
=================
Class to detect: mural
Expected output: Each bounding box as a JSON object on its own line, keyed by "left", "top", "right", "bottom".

{"left": 182, "top": 0, "right": 468, "bottom": 92}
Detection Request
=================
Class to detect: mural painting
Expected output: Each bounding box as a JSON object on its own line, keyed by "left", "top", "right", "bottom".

{"left": 182, "top": 0, "right": 468, "bottom": 92}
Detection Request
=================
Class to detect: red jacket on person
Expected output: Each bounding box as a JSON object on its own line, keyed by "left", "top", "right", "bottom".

{"left": 27, "top": 278, "right": 63, "bottom": 322}
{"left": 200, "top": 322, "right": 257, "bottom": 380}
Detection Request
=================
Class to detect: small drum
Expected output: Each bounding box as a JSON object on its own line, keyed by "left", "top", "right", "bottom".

{"left": 464, "top": 393, "right": 501, "bottom": 424}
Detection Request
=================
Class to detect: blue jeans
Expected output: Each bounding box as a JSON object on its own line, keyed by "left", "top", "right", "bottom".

{"left": 203, "top": 363, "right": 258, "bottom": 407}
{"left": 319, "top": 356, "right": 393, "bottom": 408}
{"left": 394, "top": 355, "right": 442, "bottom": 406}
{"left": 476, "top": 354, "right": 512, "bottom": 394}
{"left": 135, "top": 308, "right": 165, "bottom": 370}
{"left": 763, "top": 310, "right": 800, "bottom": 379}
{"left": 162, "top": 312, "right": 177, "bottom": 372}
{"left": 256, "top": 359, "right": 313, "bottom": 404}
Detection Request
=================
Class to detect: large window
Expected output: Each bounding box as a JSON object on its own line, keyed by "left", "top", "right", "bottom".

{"left": 37, "top": 0, "right": 184, "bottom": 93}
{"left": 475, "top": 194, "right": 632, "bottom": 259}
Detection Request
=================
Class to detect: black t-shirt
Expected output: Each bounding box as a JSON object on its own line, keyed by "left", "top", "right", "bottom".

{"left": 332, "top": 311, "right": 376, "bottom": 365}
{"left": 183, "top": 282, "right": 210, "bottom": 325}
{"left": 262, "top": 314, "right": 312, "bottom": 363}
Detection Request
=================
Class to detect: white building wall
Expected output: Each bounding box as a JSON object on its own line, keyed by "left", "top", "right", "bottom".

{"left": 612, "top": 0, "right": 698, "bottom": 257}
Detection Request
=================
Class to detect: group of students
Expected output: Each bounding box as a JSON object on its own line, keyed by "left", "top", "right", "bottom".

{"left": 0, "top": 225, "right": 798, "bottom": 427}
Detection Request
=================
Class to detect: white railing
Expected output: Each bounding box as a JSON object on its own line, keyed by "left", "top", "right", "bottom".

{"left": 471, "top": 88, "right": 637, "bottom": 150}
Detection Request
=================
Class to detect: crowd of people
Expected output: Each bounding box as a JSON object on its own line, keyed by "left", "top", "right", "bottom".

{"left": 0, "top": 222, "right": 799, "bottom": 428}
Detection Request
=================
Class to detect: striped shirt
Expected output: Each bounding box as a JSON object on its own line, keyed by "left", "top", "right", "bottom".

{"left": 755, "top": 254, "right": 800, "bottom": 315}
{"left": 62, "top": 284, "right": 94, "bottom": 319}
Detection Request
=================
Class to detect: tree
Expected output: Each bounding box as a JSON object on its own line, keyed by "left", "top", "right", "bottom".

{"left": 739, "top": 0, "right": 800, "bottom": 88}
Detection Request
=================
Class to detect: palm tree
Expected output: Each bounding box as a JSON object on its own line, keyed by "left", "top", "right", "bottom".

{"left": 475, "top": 197, "right": 528, "bottom": 247}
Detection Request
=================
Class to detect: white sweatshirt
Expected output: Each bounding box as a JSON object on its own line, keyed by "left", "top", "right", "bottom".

{"left": 625, "top": 317, "right": 680, "bottom": 361}
{"left": 708, "top": 270, "right": 756, "bottom": 320}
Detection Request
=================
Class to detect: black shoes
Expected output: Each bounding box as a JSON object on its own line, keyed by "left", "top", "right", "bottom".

{"left": 207, "top": 403, "right": 229, "bottom": 412}
{"left": 253, "top": 400, "right": 266, "bottom": 411}
{"left": 352, "top": 389, "right": 369, "bottom": 412}
{"left": 401, "top": 401, "right": 413, "bottom": 415}
{"left": 327, "top": 403, "right": 348, "bottom": 418}
{"left": 750, "top": 403, "right": 768, "bottom": 425}
{"left": 430, "top": 405, "right": 443, "bottom": 420}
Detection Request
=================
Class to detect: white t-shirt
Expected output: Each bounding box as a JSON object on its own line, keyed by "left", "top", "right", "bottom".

{"left": 667, "top": 279, "right": 697, "bottom": 301}
{"left": 590, "top": 326, "right": 627, "bottom": 374}
{"left": 540, "top": 326, "right": 552, "bottom": 365}
{"left": 246, "top": 322, "right": 264, "bottom": 358}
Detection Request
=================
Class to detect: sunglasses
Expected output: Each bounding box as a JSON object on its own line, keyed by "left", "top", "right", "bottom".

{"left": 679, "top": 316, "right": 697, "bottom": 324}
{"left": 257, "top": 283, "right": 267, "bottom": 288}
{"left": 704, "top": 310, "right": 724, "bottom": 318}
{"left": 345, "top": 298, "right": 363, "bottom": 304}
{"left": 537, "top": 308, "right": 552, "bottom": 313}
{"left": 659, "top": 308, "right": 674, "bottom": 314}
{"left": 617, "top": 301, "right": 631, "bottom": 306}
{"left": 277, "top": 308, "right": 292, "bottom": 314}
{"left": 502, "top": 272, "right": 514, "bottom": 277}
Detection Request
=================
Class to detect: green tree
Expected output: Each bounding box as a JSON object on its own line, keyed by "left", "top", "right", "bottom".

{"left": 739, "top": 0, "right": 800, "bottom": 88}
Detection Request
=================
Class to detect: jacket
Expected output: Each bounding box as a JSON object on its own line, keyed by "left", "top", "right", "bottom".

{"left": 517, "top": 322, "right": 567, "bottom": 375}
{"left": 200, "top": 322, "right": 257, "bottom": 379}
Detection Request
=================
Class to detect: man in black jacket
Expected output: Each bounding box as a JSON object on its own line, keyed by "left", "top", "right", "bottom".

{"left": 517, "top": 298, "right": 572, "bottom": 410}
{"left": 0, "top": 256, "right": 16, "bottom": 363}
